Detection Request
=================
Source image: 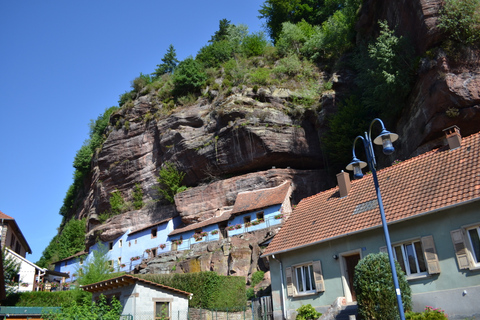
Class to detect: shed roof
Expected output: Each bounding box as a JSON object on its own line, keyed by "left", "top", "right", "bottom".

{"left": 230, "top": 181, "right": 291, "bottom": 215}
{"left": 263, "top": 130, "right": 480, "bottom": 256}
{"left": 81, "top": 274, "right": 192, "bottom": 297}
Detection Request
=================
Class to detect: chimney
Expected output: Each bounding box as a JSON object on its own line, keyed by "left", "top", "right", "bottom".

{"left": 443, "top": 125, "right": 462, "bottom": 150}
{"left": 337, "top": 171, "right": 351, "bottom": 198}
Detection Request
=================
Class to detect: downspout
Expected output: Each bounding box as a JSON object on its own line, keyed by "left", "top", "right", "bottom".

{"left": 271, "top": 255, "right": 286, "bottom": 320}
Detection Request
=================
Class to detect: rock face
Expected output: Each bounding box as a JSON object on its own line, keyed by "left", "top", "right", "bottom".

{"left": 70, "top": 0, "right": 479, "bottom": 284}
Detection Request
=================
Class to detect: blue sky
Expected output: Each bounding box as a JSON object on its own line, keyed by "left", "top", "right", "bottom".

{"left": 0, "top": 0, "right": 265, "bottom": 263}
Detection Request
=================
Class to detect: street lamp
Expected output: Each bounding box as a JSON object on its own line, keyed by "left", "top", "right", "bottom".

{"left": 346, "top": 118, "right": 405, "bottom": 320}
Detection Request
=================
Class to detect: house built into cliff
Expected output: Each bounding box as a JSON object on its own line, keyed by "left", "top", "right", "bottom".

{"left": 168, "top": 181, "right": 292, "bottom": 250}
{"left": 263, "top": 127, "right": 480, "bottom": 319}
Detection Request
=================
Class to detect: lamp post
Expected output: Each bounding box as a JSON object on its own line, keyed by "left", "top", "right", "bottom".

{"left": 346, "top": 118, "right": 405, "bottom": 320}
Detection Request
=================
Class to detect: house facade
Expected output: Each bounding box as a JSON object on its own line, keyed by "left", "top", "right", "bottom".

{"left": 262, "top": 127, "right": 480, "bottom": 320}
{"left": 54, "top": 216, "right": 182, "bottom": 282}
{"left": 81, "top": 274, "right": 192, "bottom": 320}
{"left": 0, "top": 210, "right": 31, "bottom": 258}
{"left": 168, "top": 181, "right": 292, "bottom": 250}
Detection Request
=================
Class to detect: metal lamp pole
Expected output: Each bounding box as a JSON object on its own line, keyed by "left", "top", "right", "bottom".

{"left": 346, "top": 118, "right": 406, "bottom": 320}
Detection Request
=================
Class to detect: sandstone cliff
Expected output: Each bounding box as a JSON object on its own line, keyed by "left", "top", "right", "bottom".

{"left": 64, "top": 0, "right": 479, "bottom": 284}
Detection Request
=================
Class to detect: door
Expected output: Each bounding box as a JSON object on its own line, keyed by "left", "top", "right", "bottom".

{"left": 344, "top": 254, "right": 361, "bottom": 301}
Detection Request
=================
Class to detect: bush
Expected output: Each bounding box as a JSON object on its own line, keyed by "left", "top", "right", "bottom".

{"left": 406, "top": 306, "right": 448, "bottom": 320}
{"left": 196, "top": 40, "right": 234, "bottom": 68}
{"left": 241, "top": 32, "right": 269, "bottom": 57}
{"left": 132, "top": 184, "right": 143, "bottom": 210}
{"left": 109, "top": 189, "right": 126, "bottom": 214}
{"left": 438, "top": 0, "right": 480, "bottom": 46}
{"left": 131, "top": 73, "right": 153, "bottom": 94}
{"left": 43, "top": 294, "right": 121, "bottom": 320}
{"left": 13, "top": 290, "right": 91, "bottom": 307}
{"left": 353, "top": 252, "right": 412, "bottom": 320}
{"left": 276, "top": 21, "right": 312, "bottom": 56}
{"left": 251, "top": 270, "right": 265, "bottom": 286}
{"left": 296, "top": 304, "right": 322, "bottom": 320}
{"left": 173, "top": 58, "right": 207, "bottom": 96}
{"left": 249, "top": 68, "right": 271, "bottom": 85}
{"left": 155, "top": 161, "right": 188, "bottom": 204}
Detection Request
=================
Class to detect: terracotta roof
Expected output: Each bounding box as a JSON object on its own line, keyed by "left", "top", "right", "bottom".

{"left": 81, "top": 274, "right": 192, "bottom": 297}
{"left": 129, "top": 217, "right": 173, "bottom": 235}
{"left": 230, "top": 181, "right": 291, "bottom": 215}
{"left": 0, "top": 210, "right": 14, "bottom": 220}
{"left": 169, "top": 211, "right": 231, "bottom": 236}
{"left": 52, "top": 251, "right": 87, "bottom": 264}
{"left": 263, "top": 131, "right": 480, "bottom": 256}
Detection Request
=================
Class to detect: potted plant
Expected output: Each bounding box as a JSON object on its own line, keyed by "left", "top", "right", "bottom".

{"left": 274, "top": 214, "right": 283, "bottom": 219}
{"left": 211, "top": 229, "right": 219, "bottom": 235}
{"left": 159, "top": 243, "right": 166, "bottom": 249}
{"left": 227, "top": 225, "right": 235, "bottom": 231}
{"left": 245, "top": 222, "right": 252, "bottom": 227}
{"left": 235, "top": 224, "right": 242, "bottom": 229}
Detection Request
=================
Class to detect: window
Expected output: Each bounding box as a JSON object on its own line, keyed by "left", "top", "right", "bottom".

{"left": 244, "top": 216, "right": 251, "bottom": 224}
{"left": 381, "top": 235, "right": 440, "bottom": 276}
{"left": 393, "top": 241, "right": 427, "bottom": 276}
{"left": 256, "top": 212, "right": 264, "bottom": 221}
{"left": 151, "top": 228, "right": 157, "bottom": 238}
{"left": 452, "top": 225, "right": 480, "bottom": 269}
{"left": 155, "top": 301, "right": 170, "bottom": 320}
{"left": 151, "top": 248, "right": 157, "bottom": 257}
{"left": 109, "top": 242, "right": 113, "bottom": 250}
{"left": 119, "top": 240, "right": 123, "bottom": 248}
{"left": 107, "top": 260, "right": 114, "bottom": 269}
{"left": 286, "top": 261, "right": 325, "bottom": 296}
{"left": 118, "top": 257, "right": 122, "bottom": 266}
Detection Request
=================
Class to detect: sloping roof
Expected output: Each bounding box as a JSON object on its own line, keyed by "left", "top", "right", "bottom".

{"left": 0, "top": 210, "right": 32, "bottom": 254}
{"left": 230, "top": 181, "right": 291, "bottom": 215}
{"left": 263, "top": 131, "right": 480, "bottom": 256}
{"left": 169, "top": 211, "right": 231, "bottom": 236}
{"left": 52, "top": 250, "right": 87, "bottom": 264}
{"left": 81, "top": 274, "right": 192, "bottom": 297}
{"left": 129, "top": 217, "right": 173, "bottom": 236}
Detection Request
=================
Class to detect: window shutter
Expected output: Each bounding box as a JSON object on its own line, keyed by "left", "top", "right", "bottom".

{"left": 450, "top": 229, "right": 471, "bottom": 270}
{"left": 379, "top": 246, "right": 387, "bottom": 253}
{"left": 421, "top": 235, "right": 441, "bottom": 274}
{"left": 285, "top": 267, "right": 294, "bottom": 296}
{"left": 312, "top": 260, "right": 325, "bottom": 292}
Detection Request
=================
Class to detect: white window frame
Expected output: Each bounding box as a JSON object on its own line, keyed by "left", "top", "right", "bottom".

{"left": 466, "top": 225, "right": 480, "bottom": 267}
{"left": 393, "top": 240, "right": 428, "bottom": 278}
{"left": 294, "top": 263, "right": 316, "bottom": 295}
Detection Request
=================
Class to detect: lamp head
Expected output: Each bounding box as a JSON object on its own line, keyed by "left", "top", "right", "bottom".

{"left": 346, "top": 157, "right": 367, "bottom": 179}
{"left": 373, "top": 129, "right": 399, "bottom": 155}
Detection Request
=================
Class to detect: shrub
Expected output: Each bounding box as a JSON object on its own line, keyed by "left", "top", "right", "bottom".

{"left": 43, "top": 294, "right": 122, "bottom": 320}
{"left": 276, "top": 21, "right": 311, "bottom": 56}
{"left": 251, "top": 271, "right": 265, "bottom": 286}
{"left": 155, "top": 161, "right": 188, "bottom": 203}
{"left": 131, "top": 73, "right": 153, "bottom": 93}
{"left": 249, "top": 68, "right": 271, "bottom": 85}
{"left": 241, "top": 32, "right": 269, "bottom": 57}
{"left": 405, "top": 306, "right": 448, "bottom": 320}
{"left": 438, "top": 0, "right": 480, "bottom": 46}
{"left": 173, "top": 58, "right": 207, "bottom": 96}
{"left": 133, "top": 184, "right": 143, "bottom": 210}
{"left": 296, "top": 304, "right": 322, "bottom": 320}
{"left": 196, "top": 40, "right": 234, "bottom": 68}
{"left": 12, "top": 290, "right": 91, "bottom": 307}
{"left": 109, "top": 189, "right": 126, "bottom": 214}
{"left": 274, "top": 54, "right": 303, "bottom": 77}
{"left": 246, "top": 287, "right": 256, "bottom": 300}
{"left": 353, "top": 252, "right": 412, "bottom": 320}
{"left": 118, "top": 90, "right": 134, "bottom": 107}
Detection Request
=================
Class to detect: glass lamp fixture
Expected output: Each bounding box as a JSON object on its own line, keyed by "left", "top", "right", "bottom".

{"left": 373, "top": 128, "right": 399, "bottom": 155}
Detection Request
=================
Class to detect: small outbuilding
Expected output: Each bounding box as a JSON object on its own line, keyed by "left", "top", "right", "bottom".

{"left": 82, "top": 274, "right": 192, "bottom": 320}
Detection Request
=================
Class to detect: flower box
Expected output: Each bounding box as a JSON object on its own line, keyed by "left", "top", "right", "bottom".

{"left": 211, "top": 230, "right": 219, "bottom": 235}
{"left": 274, "top": 214, "right": 283, "bottom": 219}
{"left": 159, "top": 244, "right": 166, "bottom": 249}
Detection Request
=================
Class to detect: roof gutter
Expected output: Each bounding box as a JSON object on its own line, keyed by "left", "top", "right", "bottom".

{"left": 262, "top": 197, "right": 480, "bottom": 257}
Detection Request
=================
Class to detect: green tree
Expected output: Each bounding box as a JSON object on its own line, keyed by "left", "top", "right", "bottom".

{"left": 258, "top": 0, "right": 347, "bottom": 41}
{"left": 3, "top": 250, "right": 21, "bottom": 296}
{"left": 241, "top": 32, "right": 269, "bottom": 57}
{"left": 152, "top": 44, "right": 180, "bottom": 78}
{"left": 276, "top": 21, "right": 312, "bottom": 56}
{"left": 109, "top": 189, "right": 126, "bottom": 215}
{"left": 43, "top": 294, "right": 122, "bottom": 320}
{"left": 209, "top": 19, "right": 231, "bottom": 43}
{"left": 155, "top": 162, "right": 188, "bottom": 204}
{"left": 76, "top": 243, "right": 115, "bottom": 286}
{"left": 354, "top": 252, "right": 412, "bottom": 320}
{"left": 172, "top": 57, "right": 207, "bottom": 96}
{"left": 196, "top": 40, "right": 234, "bottom": 68}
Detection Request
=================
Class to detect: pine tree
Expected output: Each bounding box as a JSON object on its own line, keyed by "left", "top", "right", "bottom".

{"left": 209, "top": 19, "right": 231, "bottom": 43}
{"left": 152, "top": 44, "right": 179, "bottom": 77}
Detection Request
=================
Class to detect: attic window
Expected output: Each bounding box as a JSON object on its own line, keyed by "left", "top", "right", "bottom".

{"left": 151, "top": 228, "right": 157, "bottom": 238}
{"left": 353, "top": 199, "right": 378, "bottom": 215}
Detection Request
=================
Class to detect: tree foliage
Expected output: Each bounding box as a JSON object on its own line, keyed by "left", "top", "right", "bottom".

{"left": 353, "top": 253, "right": 412, "bottom": 320}
{"left": 152, "top": 44, "right": 179, "bottom": 78}
{"left": 76, "top": 243, "right": 117, "bottom": 286}
{"left": 241, "top": 32, "right": 269, "bottom": 57}
{"left": 3, "top": 250, "right": 21, "bottom": 297}
{"left": 173, "top": 58, "right": 207, "bottom": 96}
{"left": 133, "top": 183, "right": 144, "bottom": 210}
{"left": 155, "top": 162, "right": 187, "bottom": 204}
{"left": 209, "top": 19, "right": 232, "bottom": 43}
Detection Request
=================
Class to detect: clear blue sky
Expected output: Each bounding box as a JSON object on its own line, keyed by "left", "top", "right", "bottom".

{"left": 0, "top": 0, "right": 265, "bottom": 263}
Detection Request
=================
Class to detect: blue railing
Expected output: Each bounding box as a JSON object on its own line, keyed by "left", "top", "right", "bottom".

{"left": 0, "top": 306, "right": 61, "bottom": 315}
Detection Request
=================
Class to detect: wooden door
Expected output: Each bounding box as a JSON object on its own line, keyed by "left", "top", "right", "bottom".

{"left": 344, "top": 254, "right": 361, "bottom": 301}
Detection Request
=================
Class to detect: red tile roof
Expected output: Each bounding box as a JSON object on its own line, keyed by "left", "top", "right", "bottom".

{"left": 230, "top": 181, "right": 291, "bottom": 215}
{"left": 263, "top": 131, "right": 480, "bottom": 256}
{"left": 129, "top": 217, "right": 173, "bottom": 235}
{"left": 169, "top": 211, "right": 231, "bottom": 236}
{"left": 0, "top": 210, "right": 14, "bottom": 220}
